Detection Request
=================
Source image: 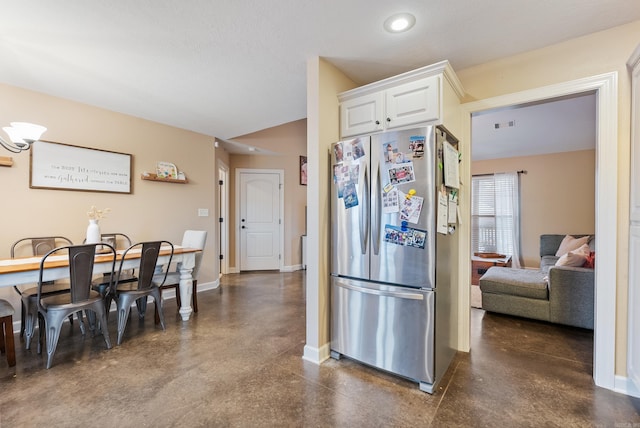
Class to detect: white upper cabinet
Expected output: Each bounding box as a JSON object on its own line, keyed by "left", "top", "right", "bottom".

{"left": 340, "top": 92, "right": 384, "bottom": 137}
{"left": 338, "top": 61, "right": 464, "bottom": 138}
{"left": 385, "top": 76, "right": 440, "bottom": 130}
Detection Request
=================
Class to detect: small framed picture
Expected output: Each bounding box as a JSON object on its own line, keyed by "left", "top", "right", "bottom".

{"left": 300, "top": 155, "right": 307, "bottom": 185}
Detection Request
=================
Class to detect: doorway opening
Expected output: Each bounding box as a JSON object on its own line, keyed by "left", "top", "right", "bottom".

{"left": 469, "top": 92, "right": 596, "bottom": 309}
{"left": 218, "top": 160, "right": 229, "bottom": 276}
{"left": 461, "top": 72, "right": 619, "bottom": 391}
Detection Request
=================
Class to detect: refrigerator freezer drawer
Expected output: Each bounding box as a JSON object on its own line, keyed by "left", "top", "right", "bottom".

{"left": 330, "top": 277, "right": 435, "bottom": 385}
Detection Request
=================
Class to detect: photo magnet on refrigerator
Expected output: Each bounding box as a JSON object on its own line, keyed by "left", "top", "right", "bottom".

{"left": 343, "top": 182, "right": 359, "bottom": 209}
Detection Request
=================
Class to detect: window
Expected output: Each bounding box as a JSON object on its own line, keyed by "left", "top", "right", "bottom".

{"left": 471, "top": 173, "right": 520, "bottom": 262}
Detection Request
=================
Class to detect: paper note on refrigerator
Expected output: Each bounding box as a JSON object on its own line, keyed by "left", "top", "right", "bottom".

{"left": 437, "top": 191, "right": 449, "bottom": 235}
{"left": 448, "top": 191, "right": 458, "bottom": 223}
{"left": 443, "top": 141, "right": 460, "bottom": 189}
{"left": 382, "top": 187, "right": 400, "bottom": 213}
{"left": 399, "top": 193, "right": 424, "bottom": 224}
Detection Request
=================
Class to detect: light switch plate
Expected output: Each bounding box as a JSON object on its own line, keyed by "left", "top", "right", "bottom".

{"left": 198, "top": 208, "right": 209, "bottom": 217}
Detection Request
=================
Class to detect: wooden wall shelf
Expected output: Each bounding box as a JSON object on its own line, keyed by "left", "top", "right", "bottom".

{"left": 0, "top": 156, "right": 14, "bottom": 167}
{"left": 141, "top": 173, "right": 189, "bottom": 183}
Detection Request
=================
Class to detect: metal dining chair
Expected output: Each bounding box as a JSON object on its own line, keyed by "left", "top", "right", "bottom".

{"left": 11, "top": 236, "right": 75, "bottom": 348}
{"left": 90, "top": 232, "right": 137, "bottom": 298}
{"left": 35, "top": 243, "right": 116, "bottom": 368}
{"left": 108, "top": 241, "right": 173, "bottom": 345}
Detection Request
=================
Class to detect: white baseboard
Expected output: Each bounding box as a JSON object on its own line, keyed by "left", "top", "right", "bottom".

{"left": 302, "top": 342, "right": 331, "bottom": 364}
{"left": 227, "top": 266, "right": 305, "bottom": 273}
{"left": 281, "top": 264, "right": 303, "bottom": 272}
{"left": 615, "top": 375, "right": 640, "bottom": 398}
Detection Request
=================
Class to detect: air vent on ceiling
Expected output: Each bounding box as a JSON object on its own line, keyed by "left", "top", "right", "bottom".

{"left": 494, "top": 120, "right": 516, "bottom": 129}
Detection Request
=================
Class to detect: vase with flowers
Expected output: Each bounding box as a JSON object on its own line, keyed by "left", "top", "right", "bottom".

{"left": 86, "top": 206, "right": 110, "bottom": 244}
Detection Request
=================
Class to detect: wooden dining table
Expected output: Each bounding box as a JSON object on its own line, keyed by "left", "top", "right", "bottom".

{"left": 0, "top": 246, "right": 201, "bottom": 321}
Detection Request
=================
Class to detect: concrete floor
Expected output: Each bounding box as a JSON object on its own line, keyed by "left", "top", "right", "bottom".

{"left": 1, "top": 271, "right": 639, "bottom": 427}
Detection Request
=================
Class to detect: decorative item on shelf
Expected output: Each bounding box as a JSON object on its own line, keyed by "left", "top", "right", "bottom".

{"left": 141, "top": 162, "right": 188, "bottom": 183}
{"left": 86, "top": 206, "right": 110, "bottom": 244}
{"left": 156, "top": 161, "right": 178, "bottom": 179}
{"left": 0, "top": 156, "right": 14, "bottom": 167}
{"left": 0, "top": 122, "right": 47, "bottom": 153}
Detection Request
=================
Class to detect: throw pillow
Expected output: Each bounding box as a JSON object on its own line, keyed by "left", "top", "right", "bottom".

{"left": 583, "top": 252, "right": 596, "bottom": 269}
{"left": 573, "top": 243, "right": 591, "bottom": 257}
{"left": 555, "top": 235, "right": 591, "bottom": 257}
{"left": 556, "top": 249, "right": 588, "bottom": 267}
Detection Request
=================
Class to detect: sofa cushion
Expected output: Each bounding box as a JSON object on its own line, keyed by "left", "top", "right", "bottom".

{"left": 479, "top": 267, "right": 548, "bottom": 300}
{"left": 540, "top": 256, "right": 559, "bottom": 274}
{"left": 555, "top": 235, "right": 591, "bottom": 257}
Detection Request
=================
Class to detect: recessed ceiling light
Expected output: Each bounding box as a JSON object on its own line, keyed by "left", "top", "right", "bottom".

{"left": 384, "top": 13, "right": 416, "bottom": 33}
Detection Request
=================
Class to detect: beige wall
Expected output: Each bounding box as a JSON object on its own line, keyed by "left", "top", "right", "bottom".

{"left": 229, "top": 119, "right": 307, "bottom": 269}
{"left": 458, "top": 20, "right": 639, "bottom": 375}
{"left": 0, "top": 83, "right": 218, "bottom": 311}
{"left": 304, "top": 57, "right": 358, "bottom": 358}
{"left": 472, "top": 150, "right": 596, "bottom": 267}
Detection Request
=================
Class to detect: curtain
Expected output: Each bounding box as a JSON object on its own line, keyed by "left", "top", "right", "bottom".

{"left": 494, "top": 172, "right": 522, "bottom": 268}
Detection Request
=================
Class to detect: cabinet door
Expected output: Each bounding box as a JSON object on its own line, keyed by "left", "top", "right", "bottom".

{"left": 340, "top": 92, "right": 384, "bottom": 138}
{"left": 385, "top": 76, "right": 440, "bottom": 130}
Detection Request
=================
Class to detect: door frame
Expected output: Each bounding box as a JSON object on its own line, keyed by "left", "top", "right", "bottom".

{"left": 235, "top": 168, "right": 285, "bottom": 272}
{"left": 218, "top": 160, "right": 230, "bottom": 276}
{"left": 459, "top": 72, "right": 618, "bottom": 391}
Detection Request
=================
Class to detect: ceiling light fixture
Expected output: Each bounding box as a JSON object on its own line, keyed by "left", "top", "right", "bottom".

{"left": 1, "top": 122, "right": 47, "bottom": 153}
{"left": 384, "top": 13, "right": 416, "bottom": 33}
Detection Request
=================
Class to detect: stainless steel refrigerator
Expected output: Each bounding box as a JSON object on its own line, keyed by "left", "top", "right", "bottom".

{"left": 330, "top": 125, "right": 459, "bottom": 393}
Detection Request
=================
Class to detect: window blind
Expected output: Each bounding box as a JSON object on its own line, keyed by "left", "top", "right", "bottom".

{"left": 471, "top": 174, "right": 516, "bottom": 256}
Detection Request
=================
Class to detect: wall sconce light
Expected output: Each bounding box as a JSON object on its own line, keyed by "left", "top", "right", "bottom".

{"left": 1, "top": 122, "right": 47, "bottom": 153}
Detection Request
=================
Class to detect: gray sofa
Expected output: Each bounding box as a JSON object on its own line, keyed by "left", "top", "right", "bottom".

{"left": 479, "top": 234, "right": 594, "bottom": 329}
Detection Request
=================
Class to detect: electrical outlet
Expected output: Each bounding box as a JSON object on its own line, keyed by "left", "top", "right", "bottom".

{"left": 198, "top": 208, "right": 209, "bottom": 217}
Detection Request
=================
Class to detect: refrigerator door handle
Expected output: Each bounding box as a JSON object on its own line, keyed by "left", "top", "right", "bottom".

{"left": 359, "top": 164, "right": 369, "bottom": 255}
{"left": 372, "top": 164, "right": 381, "bottom": 255}
{"left": 336, "top": 280, "right": 425, "bottom": 300}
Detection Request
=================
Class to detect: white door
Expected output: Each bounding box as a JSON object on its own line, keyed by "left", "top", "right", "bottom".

{"left": 239, "top": 171, "right": 281, "bottom": 271}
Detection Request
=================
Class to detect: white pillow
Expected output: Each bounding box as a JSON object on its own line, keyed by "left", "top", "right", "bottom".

{"left": 555, "top": 247, "right": 588, "bottom": 267}
{"left": 573, "top": 243, "right": 591, "bottom": 257}
{"left": 555, "top": 235, "right": 590, "bottom": 257}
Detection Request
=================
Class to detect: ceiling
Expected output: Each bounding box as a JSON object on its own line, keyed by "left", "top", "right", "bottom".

{"left": 471, "top": 93, "right": 596, "bottom": 161}
{"left": 0, "top": 1, "right": 638, "bottom": 148}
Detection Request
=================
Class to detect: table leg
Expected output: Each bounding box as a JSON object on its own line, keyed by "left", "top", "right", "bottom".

{"left": 178, "top": 265, "right": 194, "bottom": 321}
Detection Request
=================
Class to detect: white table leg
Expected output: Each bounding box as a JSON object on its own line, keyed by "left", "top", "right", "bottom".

{"left": 178, "top": 252, "right": 196, "bottom": 321}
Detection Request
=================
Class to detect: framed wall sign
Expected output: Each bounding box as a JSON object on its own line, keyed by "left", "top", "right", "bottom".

{"left": 30, "top": 140, "right": 132, "bottom": 194}
{"left": 300, "top": 155, "right": 307, "bottom": 185}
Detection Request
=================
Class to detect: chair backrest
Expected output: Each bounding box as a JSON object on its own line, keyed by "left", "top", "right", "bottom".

{"left": 99, "top": 233, "right": 132, "bottom": 250}
{"left": 37, "top": 243, "right": 116, "bottom": 305}
{"left": 181, "top": 230, "right": 207, "bottom": 278}
{"left": 11, "top": 236, "right": 73, "bottom": 258}
{"left": 117, "top": 241, "right": 173, "bottom": 290}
